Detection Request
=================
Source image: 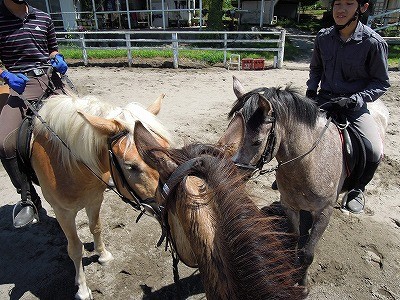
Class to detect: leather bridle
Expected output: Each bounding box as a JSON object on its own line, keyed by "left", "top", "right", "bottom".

{"left": 234, "top": 111, "right": 278, "bottom": 177}
{"left": 107, "top": 130, "right": 163, "bottom": 222}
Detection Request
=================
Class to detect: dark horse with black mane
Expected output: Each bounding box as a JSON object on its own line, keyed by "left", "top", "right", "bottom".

{"left": 218, "top": 76, "right": 389, "bottom": 291}
{"left": 133, "top": 121, "right": 308, "bottom": 300}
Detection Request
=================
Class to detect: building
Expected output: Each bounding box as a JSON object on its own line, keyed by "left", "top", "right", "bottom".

{"left": 28, "top": 0, "right": 399, "bottom": 31}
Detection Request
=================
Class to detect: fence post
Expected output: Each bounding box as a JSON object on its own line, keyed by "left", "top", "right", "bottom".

{"left": 172, "top": 32, "right": 179, "bottom": 69}
{"left": 277, "top": 29, "right": 286, "bottom": 69}
{"left": 223, "top": 33, "right": 227, "bottom": 68}
{"left": 79, "top": 33, "right": 88, "bottom": 66}
{"left": 125, "top": 33, "right": 132, "bottom": 67}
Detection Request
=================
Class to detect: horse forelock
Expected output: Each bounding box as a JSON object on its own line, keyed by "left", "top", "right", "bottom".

{"left": 167, "top": 145, "right": 305, "bottom": 299}
{"left": 114, "top": 102, "right": 172, "bottom": 158}
{"left": 230, "top": 86, "right": 319, "bottom": 129}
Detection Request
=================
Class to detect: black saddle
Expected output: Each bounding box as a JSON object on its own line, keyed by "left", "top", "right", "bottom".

{"left": 16, "top": 103, "right": 43, "bottom": 186}
{"left": 334, "top": 118, "right": 366, "bottom": 191}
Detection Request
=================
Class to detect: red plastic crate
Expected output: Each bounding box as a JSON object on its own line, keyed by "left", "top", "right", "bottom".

{"left": 253, "top": 58, "right": 265, "bottom": 70}
{"left": 241, "top": 58, "right": 253, "bottom": 70}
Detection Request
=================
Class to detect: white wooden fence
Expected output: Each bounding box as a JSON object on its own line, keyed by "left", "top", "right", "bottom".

{"left": 56, "top": 30, "right": 286, "bottom": 69}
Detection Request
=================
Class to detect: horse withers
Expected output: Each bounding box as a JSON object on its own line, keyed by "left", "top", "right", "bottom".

{"left": 219, "top": 76, "right": 389, "bottom": 290}
{"left": 13, "top": 92, "right": 171, "bottom": 299}
{"left": 133, "top": 121, "right": 307, "bottom": 300}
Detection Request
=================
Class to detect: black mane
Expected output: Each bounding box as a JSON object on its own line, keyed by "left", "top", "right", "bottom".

{"left": 229, "top": 86, "right": 319, "bottom": 128}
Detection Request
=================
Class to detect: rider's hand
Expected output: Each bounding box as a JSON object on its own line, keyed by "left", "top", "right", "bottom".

{"left": 306, "top": 89, "right": 317, "bottom": 100}
{"left": 331, "top": 97, "right": 361, "bottom": 111}
{"left": 51, "top": 53, "right": 68, "bottom": 74}
{"left": 0, "top": 71, "right": 29, "bottom": 94}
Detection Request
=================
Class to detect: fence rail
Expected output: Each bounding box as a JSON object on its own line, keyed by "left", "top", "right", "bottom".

{"left": 56, "top": 30, "right": 286, "bottom": 69}
{"left": 367, "top": 8, "right": 400, "bottom": 32}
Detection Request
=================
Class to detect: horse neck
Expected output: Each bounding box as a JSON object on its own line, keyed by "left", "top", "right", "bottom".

{"left": 275, "top": 116, "right": 327, "bottom": 163}
{"left": 180, "top": 175, "right": 300, "bottom": 300}
{"left": 177, "top": 176, "right": 239, "bottom": 299}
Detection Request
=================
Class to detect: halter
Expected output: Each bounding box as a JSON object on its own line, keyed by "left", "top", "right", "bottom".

{"left": 107, "top": 131, "right": 163, "bottom": 222}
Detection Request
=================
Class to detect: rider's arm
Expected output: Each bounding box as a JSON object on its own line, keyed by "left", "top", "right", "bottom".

{"left": 306, "top": 31, "right": 324, "bottom": 93}
{"left": 351, "top": 40, "right": 390, "bottom": 104}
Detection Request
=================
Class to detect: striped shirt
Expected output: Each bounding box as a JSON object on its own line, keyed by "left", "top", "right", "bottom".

{"left": 0, "top": 2, "right": 58, "bottom": 72}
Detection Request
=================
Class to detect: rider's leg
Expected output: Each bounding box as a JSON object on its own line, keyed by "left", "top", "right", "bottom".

{"left": 344, "top": 107, "right": 383, "bottom": 213}
{"left": 0, "top": 92, "right": 42, "bottom": 227}
{"left": 1, "top": 157, "right": 41, "bottom": 227}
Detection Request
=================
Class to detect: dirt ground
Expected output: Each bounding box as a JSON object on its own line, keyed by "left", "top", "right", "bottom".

{"left": 0, "top": 61, "right": 399, "bottom": 300}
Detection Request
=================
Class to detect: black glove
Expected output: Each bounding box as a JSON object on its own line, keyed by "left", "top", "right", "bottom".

{"left": 331, "top": 97, "right": 360, "bottom": 110}
{"left": 306, "top": 89, "right": 317, "bottom": 100}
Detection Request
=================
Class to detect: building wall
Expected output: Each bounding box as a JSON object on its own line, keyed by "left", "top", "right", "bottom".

{"left": 240, "top": 0, "right": 274, "bottom": 25}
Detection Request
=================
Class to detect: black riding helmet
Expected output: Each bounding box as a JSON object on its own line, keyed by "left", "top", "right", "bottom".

{"left": 11, "top": 0, "right": 26, "bottom": 3}
{"left": 331, "top": 0, "right": 369, "bottom": 30}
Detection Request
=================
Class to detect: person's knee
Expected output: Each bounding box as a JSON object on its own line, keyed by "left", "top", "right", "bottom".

{"left": 0, "top": 131, "right": 18, "bottom": 159}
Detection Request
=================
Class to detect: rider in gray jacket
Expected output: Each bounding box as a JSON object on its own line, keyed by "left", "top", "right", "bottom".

{"left": 306, "top": 0, "right": 390, "bottom": 213}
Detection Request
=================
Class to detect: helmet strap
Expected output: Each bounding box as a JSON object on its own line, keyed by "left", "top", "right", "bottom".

{"left": 334, "top": 7, "right": 360, "bottom": 31}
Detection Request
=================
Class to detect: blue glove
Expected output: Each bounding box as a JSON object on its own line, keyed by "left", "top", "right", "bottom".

{"left": 51, "top": 53, "right": 68, "bottom": 74}
{"left": 0, "top": 71, "right": 29, "bottom": 94}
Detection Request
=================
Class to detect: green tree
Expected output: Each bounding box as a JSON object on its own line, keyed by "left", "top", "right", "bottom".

{"left": 207, "top": 0, "right": 224, "bottom": 30}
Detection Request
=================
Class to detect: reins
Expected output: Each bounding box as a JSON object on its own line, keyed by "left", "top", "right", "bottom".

{"left": 238, "top": 109, "right": 332, "bottom": 178}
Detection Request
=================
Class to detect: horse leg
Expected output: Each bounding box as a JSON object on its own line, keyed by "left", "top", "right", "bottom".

{"left": 85, "top": 198, "right": 113, "bottom": 265}
{"left": 300, "top": 205, "right": 334, "bottom": 287}
{"left": 53, "top": 207, "right": 92, "bottom": 300}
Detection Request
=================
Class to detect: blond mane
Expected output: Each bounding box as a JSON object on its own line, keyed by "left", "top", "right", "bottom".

{"left": 34, "top": 94, "right": 171, "bottom": 175}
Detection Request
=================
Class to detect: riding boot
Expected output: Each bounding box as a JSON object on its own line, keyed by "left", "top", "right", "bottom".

{"left": 345, "top": 160, "right": 380, "bottom": 214}
{"left": 1, "top": 157, "right": 42, "bottom": 228}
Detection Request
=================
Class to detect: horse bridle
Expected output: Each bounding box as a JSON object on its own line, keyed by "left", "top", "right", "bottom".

{"left": 234, "top": 105, "right": 332, "bottom": 178}
{"left": 154, "top": 157, "right": 206, "bottom": 269}
{"left": 234, "top": 111, "right": 278, "bottom": 177}
{"left": 107, "top": 130, "right": 163, "bottom": 222}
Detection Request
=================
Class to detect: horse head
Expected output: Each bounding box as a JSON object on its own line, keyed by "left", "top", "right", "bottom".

{"left": 223, "top": 76, "right": 279, "bottom": 175}
{"left": 79, "top": 94, "right": 171, "bottom": 215}
{"left": 133, "top": 121, "right": 204, "bottom": 267}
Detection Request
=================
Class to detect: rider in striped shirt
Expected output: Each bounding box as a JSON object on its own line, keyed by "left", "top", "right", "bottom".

{"left": 0, "top": 0, "right": 69, "bottom": 228}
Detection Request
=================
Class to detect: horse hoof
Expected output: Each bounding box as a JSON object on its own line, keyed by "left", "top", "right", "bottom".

{"left": 98, "top": 250, "right": 114, "bottom": 265}
{"left": 75, "top": 287, "right": 93, "bottom": 300}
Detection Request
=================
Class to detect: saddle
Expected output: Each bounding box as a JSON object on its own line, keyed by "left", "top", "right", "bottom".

{"left": 333, "top": 116, "right": 366, "bottom": 191}
{"left": 17, "top": 106, "right": 41, "bottom": 186}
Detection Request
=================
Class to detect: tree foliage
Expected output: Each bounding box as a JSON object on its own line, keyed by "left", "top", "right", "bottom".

{"left": 207, "top": 0, "right": 224, "bottom": 30}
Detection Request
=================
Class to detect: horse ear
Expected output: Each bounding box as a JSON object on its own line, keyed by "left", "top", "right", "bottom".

{"left": 78, "top": 110, "right": 124, "bottom": 135}
{"left": 258, "top": 95, "right": 273, "bottom": 117}
{"left": 233, "top": 75, "right": 246, "bottom": 98}
{"left": 134, "top": 121, "right": 177, "bottom": 180}
{"left": 146, "top": 93, "right": 165, "bottom": 115}
{"left": 216, "top": 112, "right": 244, "bottom": 157}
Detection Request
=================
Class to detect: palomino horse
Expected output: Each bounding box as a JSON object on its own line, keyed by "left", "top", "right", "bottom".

{"left": 133, "top": 121, "right": 307, "bottom": 300}
{"left": 11, "top": 92, "right": 171, "bottom": 299}
{"left": 220, "top": 77, "right": 389, "bottom": 289}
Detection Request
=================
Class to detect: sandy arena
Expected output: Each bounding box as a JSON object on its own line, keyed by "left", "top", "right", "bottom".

{"left": 0, "top": 62, "right": 399, "bottom": 300}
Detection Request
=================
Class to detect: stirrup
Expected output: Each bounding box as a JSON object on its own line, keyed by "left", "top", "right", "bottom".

{"left": 12, "top": 199, "right": 40, "bottom": 228}
{"left": 340, "top": 188, "right": 365, "bottom": 214}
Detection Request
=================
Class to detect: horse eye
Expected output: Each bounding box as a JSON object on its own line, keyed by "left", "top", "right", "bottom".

{"left": 253, "top": 140, "right": 262, "bottom": 146}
